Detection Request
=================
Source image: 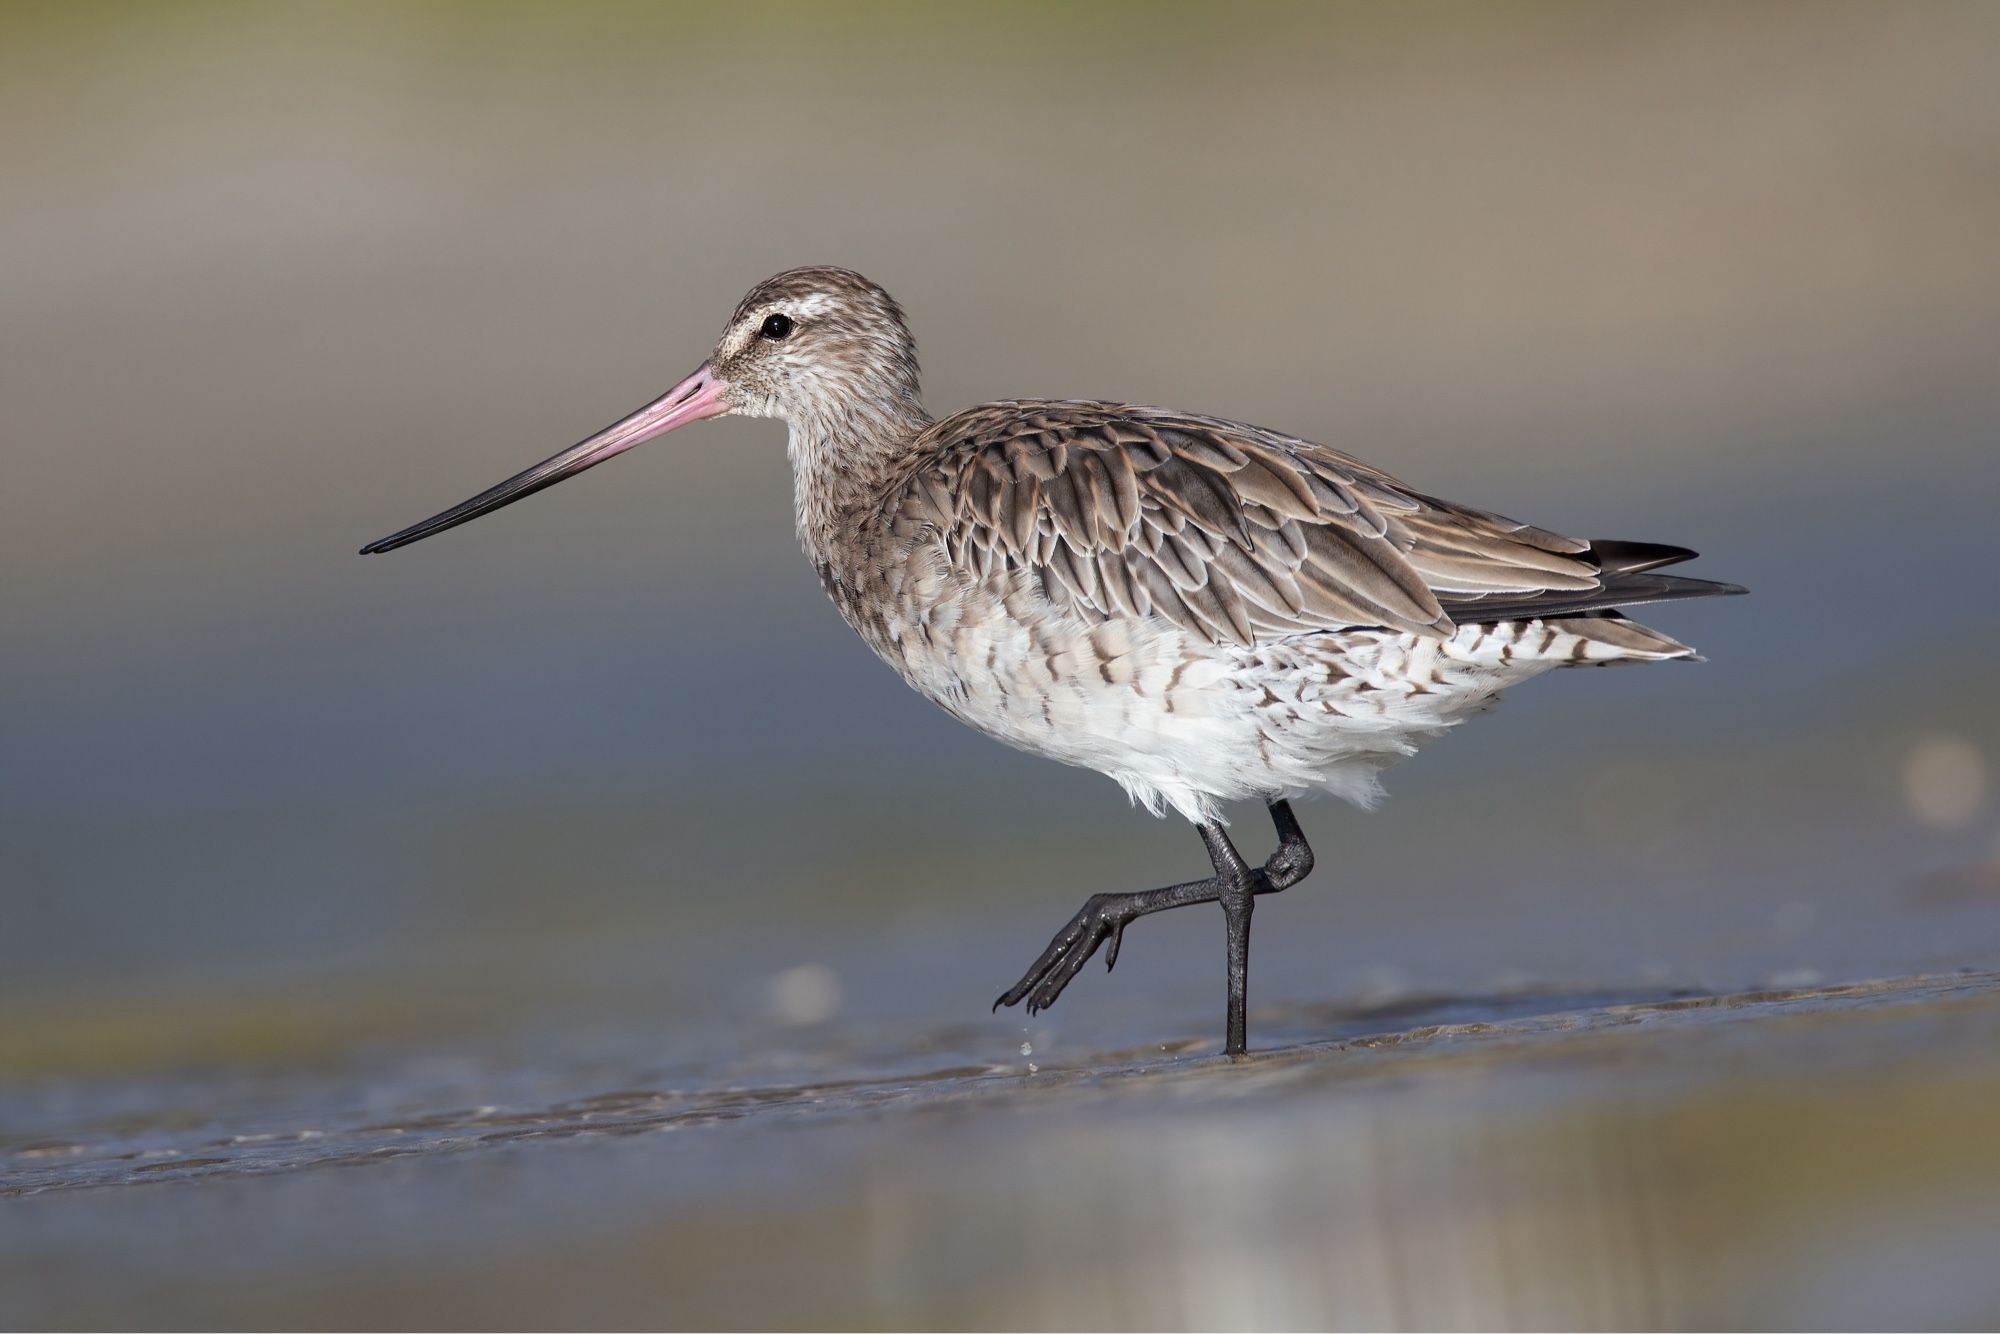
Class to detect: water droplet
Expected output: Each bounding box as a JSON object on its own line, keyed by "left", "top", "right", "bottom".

{"left": 1018, "top": 1041, "right": 1033, "bottom": 1058}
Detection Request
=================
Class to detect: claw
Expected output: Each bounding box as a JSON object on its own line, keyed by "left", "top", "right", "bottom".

{"left": 993, "top": 888, "right": 1163, "bottom": 1017}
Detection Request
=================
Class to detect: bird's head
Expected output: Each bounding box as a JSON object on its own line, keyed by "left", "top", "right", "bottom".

{"left": 710, "top": 266, "right": 921, "bottom": 428}
{"left": 359, "top": 265, "right": 917, "bottom": 555}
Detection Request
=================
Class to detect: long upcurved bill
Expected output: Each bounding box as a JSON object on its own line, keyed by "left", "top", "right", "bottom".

{"left": 359, "top": 363, "right": 731, "bottom": 555}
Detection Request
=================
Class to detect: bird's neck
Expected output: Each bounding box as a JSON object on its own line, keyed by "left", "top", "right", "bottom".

{"left": 785, "top": 397, "right": 933, "bottom": 572}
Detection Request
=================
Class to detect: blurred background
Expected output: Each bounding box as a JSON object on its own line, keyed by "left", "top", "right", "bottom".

{"left": 4, "top": 1, "right": 1999, "bottom": 1327}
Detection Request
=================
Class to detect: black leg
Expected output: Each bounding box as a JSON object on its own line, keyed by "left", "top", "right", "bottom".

{"left": 993, "top": 801, "right": 1316, "bottom": 1056}
{"left": 1201, "top": 823, "right": 1255, "bottom": 1055}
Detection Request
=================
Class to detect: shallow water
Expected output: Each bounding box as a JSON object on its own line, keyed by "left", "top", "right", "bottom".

{"left": 8, "top": 972, "right": 2000, "bottom": 1328}
{"left": 7, "top": 740, "right": 2000, "bottom": 1326}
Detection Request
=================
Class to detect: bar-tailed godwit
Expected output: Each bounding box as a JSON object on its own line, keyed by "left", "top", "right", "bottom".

{"left": 364, "top": 267, "right": 1743, "bottom": 1055}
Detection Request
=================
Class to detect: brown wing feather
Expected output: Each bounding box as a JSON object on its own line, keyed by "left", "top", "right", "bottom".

{"left": 901, "top": 400, "right": 1652, "bottom": 647}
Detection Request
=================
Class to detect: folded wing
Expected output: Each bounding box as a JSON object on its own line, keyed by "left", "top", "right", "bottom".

{"left": 900, "top": 401, "right": 1742, "bottom": 646}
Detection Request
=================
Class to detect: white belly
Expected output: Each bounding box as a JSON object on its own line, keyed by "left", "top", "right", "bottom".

{"left": 844, "top": 558, "right": 1654, "bottom": 825}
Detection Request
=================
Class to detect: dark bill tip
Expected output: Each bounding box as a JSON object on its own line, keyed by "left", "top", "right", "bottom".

{"left": 359, "top": 363, "right": 729, "bottom": 555}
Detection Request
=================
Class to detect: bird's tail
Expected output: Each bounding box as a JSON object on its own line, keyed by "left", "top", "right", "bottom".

{"left": 1441, "top": 539, "right": 1747, "bottom": 625}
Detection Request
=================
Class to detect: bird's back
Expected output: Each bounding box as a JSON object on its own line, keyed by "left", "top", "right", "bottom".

{"left": 889, "top": 399, "right": 1740, "bottom": 646}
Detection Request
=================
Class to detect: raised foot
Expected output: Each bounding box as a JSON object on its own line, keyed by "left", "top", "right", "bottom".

{"left": 992, "top": 891, "right": 1146, "bottom": 1017}
{"left": 992, "top": 802, "right": 1314, "bottom": 1049}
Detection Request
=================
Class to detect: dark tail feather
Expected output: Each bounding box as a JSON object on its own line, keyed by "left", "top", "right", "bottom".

{"left": 1444, "top": 570, "right": 1748, "bottom": 624}
{"left": 1588, "top": 539, "right": 1700, "bottom": 574}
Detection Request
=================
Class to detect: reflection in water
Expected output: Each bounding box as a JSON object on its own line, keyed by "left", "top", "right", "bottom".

{"left": 867, "top": 977, "right": 2000, "bottom": 1326}
{"left": 6, "top": 975, "right": 2000, "bottom": 1327}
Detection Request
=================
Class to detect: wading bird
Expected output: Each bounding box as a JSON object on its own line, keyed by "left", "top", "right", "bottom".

{"left": 363, "top": 267, "right": 1742, "bottom": 1055}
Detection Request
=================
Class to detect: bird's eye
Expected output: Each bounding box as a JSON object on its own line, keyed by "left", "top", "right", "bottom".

{"left": 760, "top": 313, "right": 794, "bottom": 340}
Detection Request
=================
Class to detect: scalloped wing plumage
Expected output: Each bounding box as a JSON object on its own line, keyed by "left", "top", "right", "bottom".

{"left": 896, "top": 401, "right": 1690, "bottom": 647}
